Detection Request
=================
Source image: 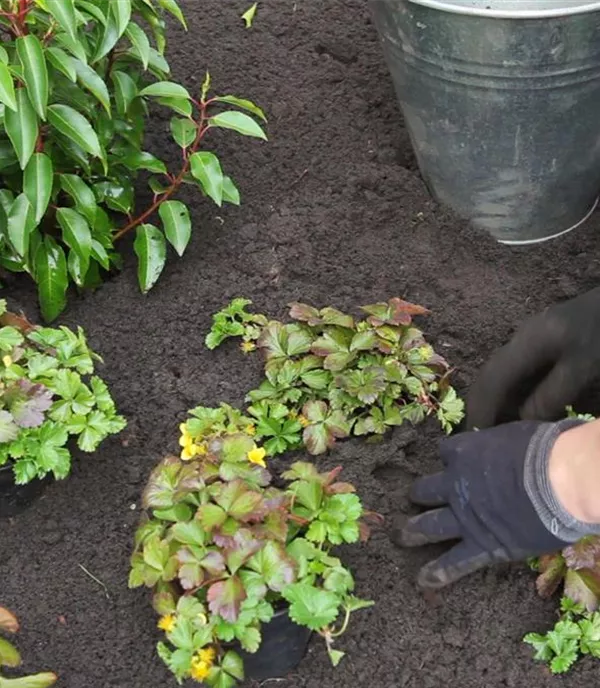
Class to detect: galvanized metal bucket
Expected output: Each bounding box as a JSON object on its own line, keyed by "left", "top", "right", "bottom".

{"left": 370, "top": 0, "right": 600, "bottom": 244}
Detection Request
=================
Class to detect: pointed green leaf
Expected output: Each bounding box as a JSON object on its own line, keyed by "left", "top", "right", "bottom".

{"left": 125, "top": 22, "right": 150, "bottom": 69}
{"left": 190, "top": 151, "right": 223, "bottom": 206}
{"left": 48, "top": 104, "right": 101, "bottom": 158}
{"left": 35, "top": 237, "right": 68, "bottom": 322}
{"left": 5, "top": 88, "right": 39, "bottom": 170}
{"left": 24, "top": 153, "right": 53, "bottom": 223}
{"left": 56, "top": 208, "right": 91, "bottom": 277}
{"left": 111, "top": 0, "right": 132, "bottom": 36}
{"left": 55, "top": 32, "right": 87, "bottom": 63}
{"left": 0, "top": 636, "right": 21, "bottom": 667}
{"left": 72, "top": 59, "right": 111, "bottom": 115}
{"left": 0, "top": 62, "right": 16, "bottom": 111}
{"left": 46, "top": 0, "right": 78, "bottom": 41}
{"left": 170, "top": 117, "right": 196, "bottom": 148}
{"left": 59, "top": 174, "right": 97, "bottom": 224}
{"left": 7, "top": 194, "right": 36, "bottom": 257}
{"left": 94, "top": 11, "right": 121, "bottom": 62}
{"left": 241, "top": 2, "right": 258, "bottom": 28}
{"left": 134, "top": 223, "right": 166, "bottom": 293}
{"left": 210, "top": 111, "right": 267, "bottom": 140}
{"left": 46, "top": 46, "right": 77, "bottom": 82}
{"left": 17, "top": 35, "right": 49, "bottom": 120}
{"left": 0, "top": 671, "right": 58, "bottom": 687}
{"left": 158, "top": 0, "right": 187, "bottom": 29}
{"left": 214, "top": 95, "right": 267, "bottom": 123}
{"left": 139, "top": 81, "right": 190, "bottom": 100}
{"left": 76, "top": 0, "right": 107, "bottom": 25}
{"left": 91, "top": 239, "right": 110, "bottom": 269}
{"left": 156, "top": 96, "right": 192, "bottom": 117}
{"left": 118, "top": 151, "right": 166, "bottom": 174}
{"left": 111, "top": 70, "right": 138, "bottom": 115}
{"left": 222, "top": 177, "right": 240, "bottom": 205}
{"left": 159, "top": 200, "right": 191, "bottom": 257}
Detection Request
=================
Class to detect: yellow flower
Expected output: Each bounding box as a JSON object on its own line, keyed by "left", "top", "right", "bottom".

{"left": 181, "top": 444, "right": 200, "bottom": 461}
{"left": 288, "top": 409, "right": 298, "bottom": 419}
{"left": 198, "top": 647, "right": 216, "bottom": 664}
{"left": 245, "top": 424, "right": 256, "bottom": 436}
{"left": 240, "top": 340, "right": 256, "bottom": 354}
{"left": 190, "top": 660, "right": 210, "bottom": 681}
{"left": 247, "top": 445, "right": 266, "bottom": 468}
{"left": 2, "top": 355, "right": 12, "bottom": 367}
{"left": 298, "top": 415, "right": 310, "bottom": 427}
{"left": 157, "top": 614, "right": 176, "bottom": 633}
{"left": 190, "top": 647, "right": 215, "bottom": 682}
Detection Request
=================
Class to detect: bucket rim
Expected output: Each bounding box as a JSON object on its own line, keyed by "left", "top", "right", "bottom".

{"left": 404, "top": 0, "right": 600, "bottom": 18}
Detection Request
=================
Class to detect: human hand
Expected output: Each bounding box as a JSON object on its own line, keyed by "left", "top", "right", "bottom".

{"left": 392, "top": 419, "right": 599, "bottom": 589}
{"left": 467, "top": 288, "right": 600, "bottom": 430}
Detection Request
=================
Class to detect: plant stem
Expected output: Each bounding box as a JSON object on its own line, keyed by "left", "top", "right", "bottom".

{"left": 113, "top": 105, "right": 210, "bottom": 242}
{"left": 330, "top": 606, "right": 351, "bottom": 638}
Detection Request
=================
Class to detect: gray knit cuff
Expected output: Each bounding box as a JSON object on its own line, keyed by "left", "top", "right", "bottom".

{"left": 524, "top": 419, "right": 600, "bottom": 543}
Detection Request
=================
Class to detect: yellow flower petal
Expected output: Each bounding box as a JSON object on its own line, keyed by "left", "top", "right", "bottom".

{"left": 298, "top": 415, "right": 310, "bottom": 427}
{"left": 2, "top": 355, "right": 12, "bottom": 367}
{"left": 190, "top": 660, "right": 210, "bottom": 681}
{"left": 240, "top": 340, "right": 256, "bottom": 354}
{"left": 199, "top": 647, "right": 216, "bottom": 664}
{"left": 181, "top": 445, "right": 199, "bottom": 461}
{"left": 157, "top": 615, "right": 176, "bottom": 633}
{"left": 245, "top": 424, "right": 256, "bottom": 436}
{"left": 247, "top": 445, "right": 266, "bottom": 468}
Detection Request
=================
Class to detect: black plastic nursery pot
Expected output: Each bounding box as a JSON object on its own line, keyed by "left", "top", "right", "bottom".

{"left": 0, "top": 464, "right": 49, "bottom": 518}
{"left": 234, "top": 606, "right": 312, "bottom": 681}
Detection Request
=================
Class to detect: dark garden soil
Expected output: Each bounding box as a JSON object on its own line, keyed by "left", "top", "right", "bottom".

{"left": 3, "top": 1, "right": 600, "bottom": 687}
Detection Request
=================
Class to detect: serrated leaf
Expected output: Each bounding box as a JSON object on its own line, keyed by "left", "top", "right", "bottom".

{"left": 0, "top": 61, "right": 16, "bottom": 111}
{"left": 48, "top": 104, "right": 101, "bottom": 158}
{"left": 207, "top": 576, "right": 246, "bottom": 623}
{"left": 140, "top": 81, "right": 190, "bottom": 100}
{"left": 134, "top": 224, "right": 166, "bottom": 293}
{"left": 5, "top": 88, "right": 39, "bottom": 169}
{"left": 159, "top": 201, "right": 191, "bottom": 257}
{"left": 210, "top": 111, "right": 267, "bottom": 140}
{"left": 35, "top": 237, "right": 68, "bottom": 322}
{"left": 17, "top": 35, "right": 49, "bottom": 120}
{"left": 190, "top": 151, "right": 223, "bottom": 206}
{"left": 197, "top": 503, "right": 227, "bottom": 531}
{"left": 24, "top": 153, "right": 53, "bottom": 223}
{"left": 282, "top": 582, "right": 339, "bottom": 630}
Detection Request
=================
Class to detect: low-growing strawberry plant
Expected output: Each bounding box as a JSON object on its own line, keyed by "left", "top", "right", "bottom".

{"left": 525, "top": 597, "right": 600, "bottom": 674}
{"left": 0, "top": 606, "right": 56, "bottom": 687}
{"left": 0, "top": 299, "right": 125, "bottom": 484}
{"left": 0, "top": 0, "right": 266, "bottom": 321}
{"left": 129, "top": 406, "right": 376, "bottom": 686}
{"left": 205, "top": 298, "right": 464, "bottom": 456}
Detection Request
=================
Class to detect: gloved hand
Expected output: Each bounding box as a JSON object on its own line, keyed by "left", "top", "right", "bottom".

{"left": 392, "top": 419, "right": 600, "bottom": 589}
{"left": 467, "top": 287, "right": 600, "bottom": 430}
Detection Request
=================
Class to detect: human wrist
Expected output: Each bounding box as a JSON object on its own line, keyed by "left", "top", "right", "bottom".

{"left": 549, "top": 418, "right": 600, "bottom": 524}
{"left": 524, "top": 419, "right": 600, "bottom": 542}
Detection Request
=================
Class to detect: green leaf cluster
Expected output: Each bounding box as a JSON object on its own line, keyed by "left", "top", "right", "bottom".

{"left": 0, "top": 0, "right": 266, "bottom": 320}
{"left": 0, "top": 605, "right": 57, "bottom": 687}
{"left": 0, "top": 299, "right": 125, "bottom": 484}
{"left": 524, "top": 597, "right": 600, "bottom": 674}
{"left": 205, "top": 298, "right": 464, "bottom": 455}
{"left": 130, "top": 418, "right": 372, "bottom": 685}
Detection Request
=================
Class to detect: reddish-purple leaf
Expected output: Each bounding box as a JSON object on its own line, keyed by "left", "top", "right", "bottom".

{"left": 362, "top": 298, "right": 429, "bottom": 326}
{"left": 319, "top": 307, "right": 354, "bottom": 329}
{"left": 224, "top": 528, "right": 263, "bottom": 573}
{"left": 289, "top": 302, "right": 321, "bottom": 325}
{"left": 6, "top": 380, "right": 53, "bottom": 428}
{"left": 564, "top": 569, "right": 600, "bottom": 612}
{"left": 179, "top": 562, "right": 204, "bottom": 590}
{"left": 536, "top": 553, "right": 566, "bottom": 598}
{"left": 564, "top": 536, "right": 600, "bottom": 570}
{"left": 207, "top": 576, "right": 246, "bottom": 622}
{"left": 201, "top": 551, "right": 226, "bottom": 576}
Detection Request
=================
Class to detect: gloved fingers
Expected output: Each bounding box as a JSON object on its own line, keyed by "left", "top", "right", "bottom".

{"left": 409, "top": 471, "right": 450, "bottom": 507}
{"left": 520, "top": 356, "right": 596, "bottom": 421}
{"left": 416, "top": 540, "right": 494, "bottom": 590}
{"left": 466, "top": 315, "right": 562, "bottom": 430}
{"left": 393, "top": 507, "right": 461, "bottom": 547}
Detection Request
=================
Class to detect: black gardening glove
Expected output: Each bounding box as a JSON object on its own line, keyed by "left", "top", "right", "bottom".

{"left": 392, "top": 420, "right": 600, "bottom": 589}
{"left": 467, "top": 287, "right": 600, "bottom": 430}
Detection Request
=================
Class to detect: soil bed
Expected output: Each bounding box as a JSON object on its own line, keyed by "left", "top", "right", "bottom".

{"left": 3, "top": 2, "right": 600, "bottom": 687}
